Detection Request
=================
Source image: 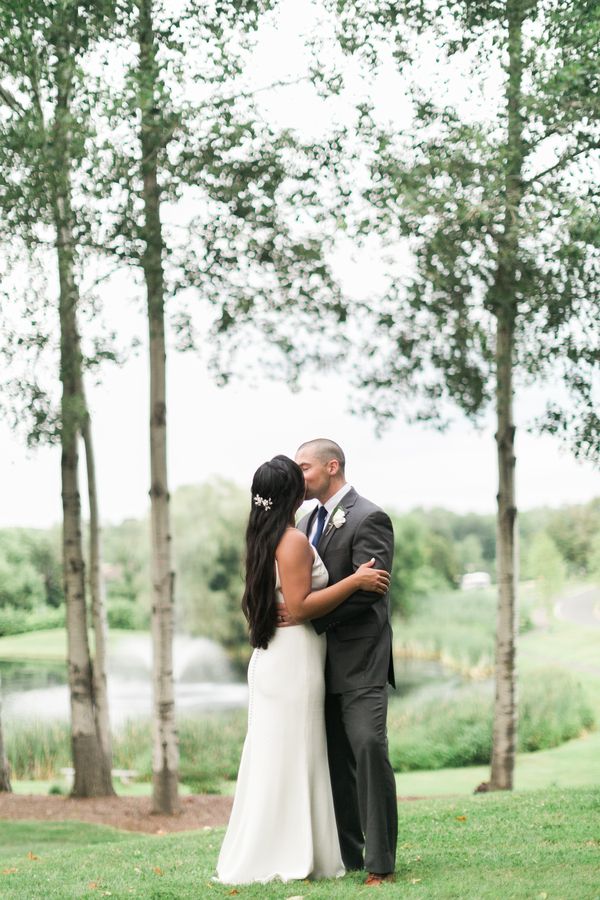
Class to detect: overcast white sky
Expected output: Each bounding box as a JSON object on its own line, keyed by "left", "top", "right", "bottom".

{"left": 2, "top": 334, "right": 599, "bottom": 528}
{"left": 1, "top": 0, "right": 599, "bottom": 528}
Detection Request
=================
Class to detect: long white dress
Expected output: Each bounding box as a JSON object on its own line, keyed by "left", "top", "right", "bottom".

{"left": 216, "top": 548, "right": 345, "bottom": 885}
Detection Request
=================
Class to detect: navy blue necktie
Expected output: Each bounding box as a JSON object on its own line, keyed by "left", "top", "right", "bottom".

{"left": 311, "top": 505, "right": 328, "bottom": 547}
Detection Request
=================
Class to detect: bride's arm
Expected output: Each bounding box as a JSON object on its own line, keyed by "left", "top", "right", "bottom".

{"left": 276, "top": 530, "right": 389, "bottom": 624}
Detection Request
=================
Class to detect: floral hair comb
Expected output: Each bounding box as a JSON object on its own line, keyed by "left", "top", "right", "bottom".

{"left": 253, "top": 494, "right": 273, "bottom": 511}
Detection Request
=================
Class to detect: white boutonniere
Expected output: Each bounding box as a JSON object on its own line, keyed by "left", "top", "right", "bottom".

{"left": 327, "top": 506, "right": 346, "bottom": 534}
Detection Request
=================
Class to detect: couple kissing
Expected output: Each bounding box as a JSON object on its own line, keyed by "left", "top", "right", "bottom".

{"left": 216, "top": 438, "right": 397, "bottom": 887}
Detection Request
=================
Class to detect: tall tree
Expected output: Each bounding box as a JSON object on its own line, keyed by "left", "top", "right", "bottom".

{"left": 0, "top": 0, "right": 118, "bottom": 795}
{"left": 137, "top": 0, "right": 178, "bottom": 814}
{"left": 320, "top": 0, "right": 599, "bottom": 788}
{"left": 91, "top": 0, "right": 347, "bottom": 811}
{"left": 83, "top": 415, "right": 113, "bottom": 774}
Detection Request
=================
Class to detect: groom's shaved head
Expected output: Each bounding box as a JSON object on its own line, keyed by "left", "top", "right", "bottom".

{"left": 297, "top": 438, "right": 346, "bottom": 475}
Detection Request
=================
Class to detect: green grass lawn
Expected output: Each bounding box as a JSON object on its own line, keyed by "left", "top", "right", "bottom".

{"left": 0, "top": 628, "right": 143, "bottom": 661}
{"left": 11, "top": 780, "right": 192, "bottom": 798}
{"left": 1, "top": 787, "right": 599, "bottom": 898}
{"left": 396, "top": 729, "right": 600, "bottom": 797}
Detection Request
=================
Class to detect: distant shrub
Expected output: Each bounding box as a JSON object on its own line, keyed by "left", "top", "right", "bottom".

{"left": 107, "top": 600, "right": 147, "bottom": 631}
{"left": 5, "top": 712, "right": 247, "bottom": 786}
{"left": 388, "top": 668, "right": 595, "bottom": 771}
{"left": 0, "top": 606, "right": 64, "bottom": 637}
{"left": 48, "top": 783, "right": 66, "bottom": 795}
{"left": 24, "top": 607, "right": 65, "bottom": 631}
{"left": 395, "top": 587, "right": 535, "bottom": 673}
{"left": 0, "top": 608, "right": 28, "bottom": 637}
{"left": 6, "top": 720, "right": 71, "bottom": 779}
{"left": 389, "top": 687, "right": 492, "bottom": 771}
{"left": 519, "top": 668, "right": 595, "bottom": 751}
{"left": 176, "top": 713, "right": 247, "bottom": 792}
{"left": 115, "top": 713, "right": 247, "bottom": 793}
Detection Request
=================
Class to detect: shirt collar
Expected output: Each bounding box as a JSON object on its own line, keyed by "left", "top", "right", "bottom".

{"left": 323, "top": 483, "right": 352, "bottom": 515}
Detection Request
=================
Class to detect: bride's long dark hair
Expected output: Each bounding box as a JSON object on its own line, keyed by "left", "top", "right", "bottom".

{"left": 241, "top": 455, "right": 306, "bottom": 649}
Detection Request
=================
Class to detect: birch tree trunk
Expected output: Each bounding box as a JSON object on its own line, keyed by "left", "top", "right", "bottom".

{"left": 82, "top": 416, "right": 114, "bottom": 775}
{"left": 489, "top": 0, "right": 525, "bottom": 791}
{"left": 53, "top": 43, "right": 114, "bottom": 797}
{"left": 491, "top": 310, "right": 518, "bottom": 789}
{"left": 138, "top": 0, "right": 179, "bottom": 814}
{"left": 0, "top": 678, "right": 11, "bottom": 792}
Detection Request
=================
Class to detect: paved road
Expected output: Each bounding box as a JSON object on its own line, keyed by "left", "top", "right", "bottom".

{"left": 554, "top": 585, "right": 600, "bottom": 628}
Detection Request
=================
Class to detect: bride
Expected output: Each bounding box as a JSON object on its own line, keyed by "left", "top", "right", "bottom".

{"left": 216, "top": 455, "right": 390, "bottom": 885}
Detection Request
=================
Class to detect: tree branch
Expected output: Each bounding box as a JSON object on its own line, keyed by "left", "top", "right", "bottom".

{"left": 0, "top": 51, "right": 15, "bottom": 70}
{"left": 525, "top": 126, "right": 562, "bottom": 152}
{"left": 80, "top": 264, "right": 127, "bottom": 299}
{"left": 198, "top": 75, "right": 309, "bottom": 112}
{"left": 524, "top": 142, "right": 600, "bottom": 185}
{"left": 137, "top": 75, "right": 309, "bottom": 166}
{"left": 0, "top": 82, "right": 24, "bottom": 114}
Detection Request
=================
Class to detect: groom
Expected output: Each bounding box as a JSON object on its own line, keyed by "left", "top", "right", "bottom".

{"left": 294, "top": 438, "right": 397, "bottom": 885}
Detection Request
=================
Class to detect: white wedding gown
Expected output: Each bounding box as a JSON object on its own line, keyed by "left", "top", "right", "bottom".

{"left": 216, "top": 547, "right": 344, "bottom": 884}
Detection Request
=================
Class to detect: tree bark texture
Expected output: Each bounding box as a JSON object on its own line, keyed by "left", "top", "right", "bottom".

{"left": 490, "top": 0, "right": 526, "bottom": 791}
{"left": 0, "top": 678, "right": 12, "bottom": 792}
{"left": 138, "top": 0, "right": 179, "bottom": 814}
{"left": 82, "top": 416, "right": 115, "bottom": 785}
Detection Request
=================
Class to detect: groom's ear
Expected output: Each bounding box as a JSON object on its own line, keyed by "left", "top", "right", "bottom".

{"left": 327, "top": 459, "right": 340, "bottom": 476}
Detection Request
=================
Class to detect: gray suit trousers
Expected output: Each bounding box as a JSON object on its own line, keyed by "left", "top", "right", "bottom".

{"left": 325, "top": 686, "right": 398, "bottom": 874}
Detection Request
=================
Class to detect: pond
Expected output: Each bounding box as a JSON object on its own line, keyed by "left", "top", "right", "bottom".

{"left": 393, "top": 657, "right": 466, "bottom": 701}
{"left": 0, "top": 635, "right": 248, "bottom": 727}
{"left": 0, "top": 636, "right": 465, "bottom": 728}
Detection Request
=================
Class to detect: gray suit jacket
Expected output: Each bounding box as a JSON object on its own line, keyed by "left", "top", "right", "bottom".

{"left": 297, "top": 488, "right": 395, "bottom": 693}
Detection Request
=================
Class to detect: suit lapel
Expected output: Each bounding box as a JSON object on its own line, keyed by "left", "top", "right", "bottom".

{"left": 317, "top": 488, "right": 358, "bottom": 557}
{"left": 298, "top": 504, "right": 318, "bottom": 537}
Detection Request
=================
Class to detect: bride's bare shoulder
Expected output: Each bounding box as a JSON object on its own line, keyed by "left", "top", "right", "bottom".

{"left": 276, "top": 528, "right": 311, "bottom": 561}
